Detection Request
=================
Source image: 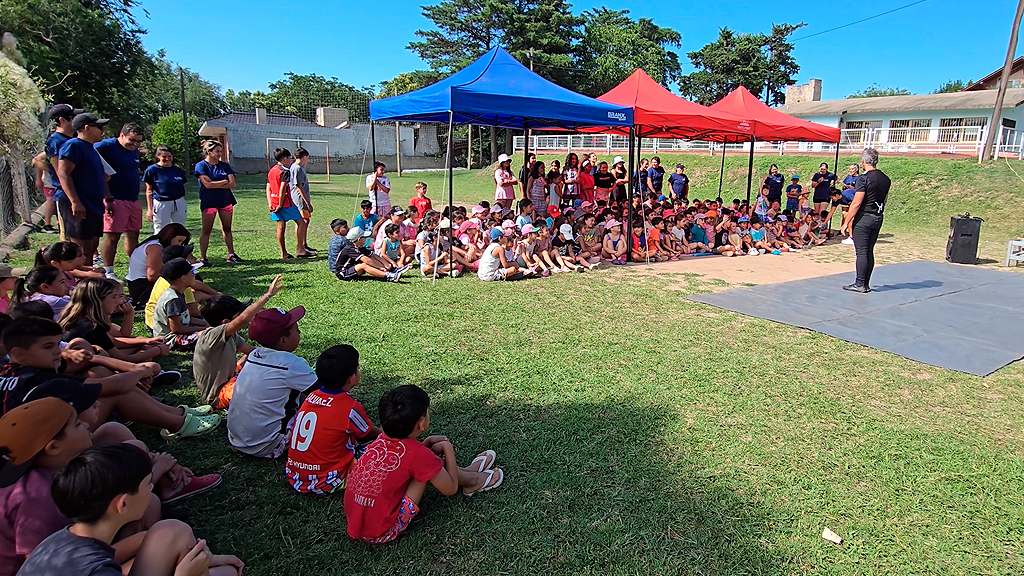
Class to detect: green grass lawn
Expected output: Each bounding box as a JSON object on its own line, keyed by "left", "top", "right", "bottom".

{"left": 9, "top": 153, "right": 1024, "bottom": 575}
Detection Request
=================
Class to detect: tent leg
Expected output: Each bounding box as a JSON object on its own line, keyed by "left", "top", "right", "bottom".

{"left": 717, "top": 143, "right": 726, "bottom": 198}
{"left": 745, "top": 137, "right": 755, "bottom": 205}
{"left": 522, "top": 126, "right": 530, "bottom": 200}
{"left": 626, "top": 126, "right": 635, "bottom": 263}
{"left": 371, "top": 122, "right": 377, "bottom": 165}
{"left": 447, "top": 113, "right": 455, "bottom": 273}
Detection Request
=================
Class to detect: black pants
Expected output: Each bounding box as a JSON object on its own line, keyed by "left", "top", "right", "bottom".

{"left": 852, "top": 212, "right": 883, "bottom": 286}
{"left": 126, "top": 278, "right": 154, "bottom": 310}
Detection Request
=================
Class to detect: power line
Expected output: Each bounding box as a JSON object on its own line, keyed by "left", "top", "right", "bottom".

{"left": 792, "top": 0, "right": 930, "bottom": 42}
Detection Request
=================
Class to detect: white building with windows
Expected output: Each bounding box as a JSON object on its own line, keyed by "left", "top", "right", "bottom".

{"left": 779, "top": 81, "right": 1024, "bottom": 157}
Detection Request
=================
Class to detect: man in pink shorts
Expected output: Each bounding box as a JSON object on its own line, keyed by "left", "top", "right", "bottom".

{"left": 95, "top": 123, "right": 145, "bottom": 280}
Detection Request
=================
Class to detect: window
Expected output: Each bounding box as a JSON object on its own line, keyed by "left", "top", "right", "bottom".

{"left": 938, "top": 117, "right": 986, "bottom": 143}
{"left": 842, "top": 120, "right": 882, "bottom": 144}
{"left": 888, "top": 119, "right": 931, "bottom": 143}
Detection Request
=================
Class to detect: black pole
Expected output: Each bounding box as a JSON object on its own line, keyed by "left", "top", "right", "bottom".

{"left": 745, "top": 136, "right": 755, "bottom": 204}
{"left": 522, "top": 126, "right": 529, "bottom": 201}
{"left": 178, "top": 69, "right": 190, "bottom": 166}
{"left": 447, "top": 113, "right": 454, "bottom": 269}
{"left": 832, "top": 115, "right": 843, "bottom": 191}
{"left": 717, "top": 141, "right": 726, "bottom": 198}
{"left": 370, "top": 122, "right": 377, "bottom": 165}
{"left": 626, "top": 126, "right": 635, "bottom": 262}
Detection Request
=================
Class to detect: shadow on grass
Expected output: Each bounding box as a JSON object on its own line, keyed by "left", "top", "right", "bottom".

{"left": 168, "top": 379, "right": 794, "bottom": 576}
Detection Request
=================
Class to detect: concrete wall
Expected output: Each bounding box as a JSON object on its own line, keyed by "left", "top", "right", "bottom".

{"left": 785, "top": 79, "right": 822, "bottom": 105}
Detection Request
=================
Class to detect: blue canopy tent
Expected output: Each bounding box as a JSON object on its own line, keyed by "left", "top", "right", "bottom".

{"left": 369, "top": 48, "right": 634, "bottom": 266}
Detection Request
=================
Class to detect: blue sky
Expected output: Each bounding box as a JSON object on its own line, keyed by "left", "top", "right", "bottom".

{"left": 136, "top": 0, "right": 1021, "bottom": 101}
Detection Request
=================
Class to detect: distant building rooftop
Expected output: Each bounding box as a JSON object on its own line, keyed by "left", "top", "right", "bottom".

{"left": 777, "top": 88, "right": 1024, "bottom": 118}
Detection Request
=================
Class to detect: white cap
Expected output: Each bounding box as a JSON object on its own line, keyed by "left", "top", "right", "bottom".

{"left": 559, "top": 223, "right": 574, "bottom": 240}
{"left": 497, "top": 153, "right": 511, "bottom": 163}
{"left": 438, "top": 218, "right": 452, "bottom": 229}
{"left": 613, "top": 156, "right": 624, "bottom": 165}
{"left": 346, "top": 227, "right": 363, "bottom": 242}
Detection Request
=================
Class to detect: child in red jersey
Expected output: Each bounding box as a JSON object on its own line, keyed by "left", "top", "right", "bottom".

{"left": 344, "top": 385, "right": 504, "bottom": 544}
{"left": 285, "top": 345, "right": 380, "bottom": 494}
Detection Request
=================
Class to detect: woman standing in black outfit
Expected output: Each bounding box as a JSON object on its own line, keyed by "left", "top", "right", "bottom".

{"left": 841, "top": 148, "right": 891, "bottom": 293}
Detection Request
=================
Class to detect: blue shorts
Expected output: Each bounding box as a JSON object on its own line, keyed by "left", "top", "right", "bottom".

{"left": 785, "top": 198, "right": 799, "bottom": 212}
{"left": 270, "top": 206, "right": 302, "bottom": 222}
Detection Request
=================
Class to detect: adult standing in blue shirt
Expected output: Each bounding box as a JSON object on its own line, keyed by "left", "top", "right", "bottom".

{"left": 646, "top": 156, "right": 666, "bottom": 196}
{"left": 44, "top": 104, "right": 82, "bottom": 235}
{"left": 194, "top": 140, "right": 242, "bottom": 265}
{"left": 56, "top": 113, "right": 110, "bottom": 264}
{"left": 95, "top": 123, "right": 144, "bottom": 280}
{"left": 810, "top": 162, "right": 837, "bottom": 215}
{"left": 143, "top": 145, "right": 188, "bottom": 234}
{"left": 666, "top": 163, "right": 689, "bottom": 201}
{"left": 761, "top": 164, "right": 785, "bottom": 205}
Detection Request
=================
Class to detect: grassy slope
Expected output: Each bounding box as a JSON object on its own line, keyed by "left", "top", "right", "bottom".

{"left": 9, "top": 154, "right": 1024, "bottom": 576}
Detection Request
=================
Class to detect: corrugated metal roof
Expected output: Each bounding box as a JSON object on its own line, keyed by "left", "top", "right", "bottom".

{"left": 203, "top": 112, "right": 320, "bottom": 128}
{"left": 777, "top": 88, "right": 1024, "bottom": 118}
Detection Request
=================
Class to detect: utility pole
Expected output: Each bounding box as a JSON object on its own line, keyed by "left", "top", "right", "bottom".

{"left": 982, "top": 0, "right": 1024, "bottom": 162}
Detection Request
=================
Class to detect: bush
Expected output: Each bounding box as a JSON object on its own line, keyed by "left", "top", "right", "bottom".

{"left": 148, "top": 113, "right": 203, "bottom": 169}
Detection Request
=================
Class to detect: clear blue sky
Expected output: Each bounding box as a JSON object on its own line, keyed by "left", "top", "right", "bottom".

{"left": 135, "top": 0, "right": 1022, "bottom": 101}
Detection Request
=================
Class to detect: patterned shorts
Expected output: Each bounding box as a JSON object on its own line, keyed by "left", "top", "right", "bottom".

{"left": 363, "top": 497, "right": 419, "bottom": 545}
{"left": 167, "top": 331, "right": 201, "bottom": 351}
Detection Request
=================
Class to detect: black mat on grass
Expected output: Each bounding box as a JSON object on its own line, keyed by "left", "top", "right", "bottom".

{"left": 687, "top": 260, "right": 1024, "bottom": 376}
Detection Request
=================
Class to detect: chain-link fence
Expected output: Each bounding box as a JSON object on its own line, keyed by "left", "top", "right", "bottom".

{"left": 0, "top": 151, "right": 36, "bottom": 238}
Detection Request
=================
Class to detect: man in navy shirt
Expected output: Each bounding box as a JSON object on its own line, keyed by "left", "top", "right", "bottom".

{"left": 44, "top": 104, "right": 82, "bottom": 235}
{"left": 95, "top": 123, "right": 144, "bottom": 280}
{"left": 56, "top": 113, "right": 110, "bottom": 263}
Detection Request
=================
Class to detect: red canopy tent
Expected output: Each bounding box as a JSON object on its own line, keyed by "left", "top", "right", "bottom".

{"left": 593, "top": 69, "right": 753, "bottom": 140}
{"left": 709, "top": 86, "right": 841, "bottom": 202}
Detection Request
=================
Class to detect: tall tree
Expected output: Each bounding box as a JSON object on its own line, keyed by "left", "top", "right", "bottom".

{"left": 376, "top": 70, "right": 443, "bottom": 98}
{"left": 933, "top": 79, "right": 970, "bottom": 94}
{"left": 848, "top": 84, "right": 912, "bottom": 98}
{"left": 572, "top": 8, "right": 681, "bottom": 97}
{"left": 679, "top": 24, "right": 803, "bottom": 106}
{"left": 408, "top": 0, "right": 579, "bottom": 85}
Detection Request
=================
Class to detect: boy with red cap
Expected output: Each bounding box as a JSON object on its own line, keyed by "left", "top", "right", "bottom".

{"left": 226, "top": 306, "right": 319, "bottom": 458}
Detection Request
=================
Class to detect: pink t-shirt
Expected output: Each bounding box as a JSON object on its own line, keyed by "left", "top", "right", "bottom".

{"left": 494, "top": 169, "right": 516, "bottom": 200}
{"left": 0, "top": 469, "right": 68, "bottom": 576}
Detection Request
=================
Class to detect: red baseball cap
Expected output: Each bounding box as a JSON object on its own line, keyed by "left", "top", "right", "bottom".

{"left": 248, "top": 306, "right": 305, "bottom": 347}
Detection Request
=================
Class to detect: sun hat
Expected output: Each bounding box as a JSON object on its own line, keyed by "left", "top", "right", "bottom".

{"left": 521, "top": 224, "right": 536, "bottom": 235}
{"left": 606, "top": 219, "right": 622, "bottom": 228}
{"left": 249, "top": 306, "right": 306, "bottom": 347}
{"left": 613, "top": 156, "right": 624, "bottom": 165}
{"left": 437, "top": 218, "right": 452, "bottom": 229}
{"left": 346, "top": 226, "right": 363, "bottom": 242}
{"left": 0, "top": 398, "right": 75, "bottom": 487}
{"left": 497, "top": 153, "right": 511, "bottom": 163}
{"left": 558, "top": 223, "right": 574, "bottom": 240}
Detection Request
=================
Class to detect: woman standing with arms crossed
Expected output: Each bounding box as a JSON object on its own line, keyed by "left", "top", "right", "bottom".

{"left": 494, "top": 154, "right": 517, "bottom": 211}
{"left": 761, "top": 164, "right": 785, "bottom": 207}
{"left": 195, "top": 140, "right": 243, "bottom": 265}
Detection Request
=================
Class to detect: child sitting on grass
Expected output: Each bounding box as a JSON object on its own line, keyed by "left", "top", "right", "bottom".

{"left": 151, "top": 259, "right": 209, "bottom": 351}
{"left": 13, "top": 266, "right": 70, "bottom": 321}
{"left": 344, "top": 385, "right": 503, "bottom": 544}
{"left": 0, "top": 317, "right": 219, "bottom": 438}
{"left": 375, "top": 223, "right": 412, "bottom": 269}
{"left": 18, "top": 443, "right": 243, "bottom": 576}
{"left": 57, "top": 278, "right": 168, "bottom": 363}
{"left": 227, "top": 307, "right": 318, "bottom": 458}
{"left": 193, "top": 275, "right": 283, "bottom": 409}
{"left": 36, "top": 241, "right": 103, "bottom": 291}
{"left": 328, "top": 220, "right": 405, "bottom": 283}
{"left": 285, "top": 345, "right": 382, "bottom": 494}
{"left": 602, "top": 219, "right": 627, "bottom": 264}
{"left": 477, "top": 228, "right": 525, "bottom": 281}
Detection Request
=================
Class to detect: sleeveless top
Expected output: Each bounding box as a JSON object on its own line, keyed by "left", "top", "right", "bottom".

{"left": 478, "top": 243, "right": 502, "bottom": 280}
{"left": 125, "top": 239, "right": 160, "bottom": 281}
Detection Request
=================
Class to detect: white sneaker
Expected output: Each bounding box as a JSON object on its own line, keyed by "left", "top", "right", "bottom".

{"left": 522, "top": 268, "right": 535, "bottom": 277}
{"left": 841, "top": 237, "right": 854, "bottom": 245}
{"left": 105, "top": 270, "right": 120, "bottom": 281}
{"left": 747, "top": 249, "right": 759, "bottom": 256}
{"left": 588, "top": 262, "right": 600, "bottom": 270}
{"left": 449, "top": 269, "right": 460, "bottom": 278}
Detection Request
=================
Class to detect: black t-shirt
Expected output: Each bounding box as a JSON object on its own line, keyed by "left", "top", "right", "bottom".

{"left": 593, "top": 172, "right": 615, "bottom": 189}
{"left": 518, "top": 165, "right": 531, "bottom": 188}
{"left": 17, "top": 528, "right": 122, "bottom": 576}
{"left": 612, "top": 166, "right": 627, "bottom": 196}
{"left": 716, "top": 230, "right": 730, "bottom": 247}
{"left": 0, "top": 364, "right": 86, "bottom": 417}
{"left": 64, "top": 319, "right": 115, "bottom": 351}
{"left": 855, "top": 170, "right": 891, "bottom": 215}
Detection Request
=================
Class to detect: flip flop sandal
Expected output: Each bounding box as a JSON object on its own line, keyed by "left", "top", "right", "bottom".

{"left": 468, "top": 450, "right": 496, "bottom": 473}
{"left": 464, "top": 467, "right": 504, "bottom": 497}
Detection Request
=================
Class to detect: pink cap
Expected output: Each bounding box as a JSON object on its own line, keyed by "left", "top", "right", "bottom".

{"left": 501, "top": 220, "right": 516, "bottom": 230}
{"left": 471, "top": 205, "right": 486, "bottom": 214}
{"left": 580, "top": 201, "right": 593, "bottom": 208}
{"left": 521, "top": 224, "right": 536, "bottom": 235}
{"left": 606, "top": 219, "right": 622, "bottom": 228}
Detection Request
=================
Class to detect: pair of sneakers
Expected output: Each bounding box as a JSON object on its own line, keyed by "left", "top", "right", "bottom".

{"left": 385, "top": 265, "right": 409, "bottom": 282}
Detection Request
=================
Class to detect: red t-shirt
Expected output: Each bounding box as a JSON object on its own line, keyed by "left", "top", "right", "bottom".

{"left": 577, "top": 171, "right": 595, "bottom": 202}
{"left": 267, "top": 165, "right": 293, "bottom": 210}
{"left": 410, "top": 196, "right": 432, "bottom": 223}
{"left": 285, "top": 389, "right": 373, "bottom": 494}
{"left": 344, "top": 435, "right": 443, "bottom": 540}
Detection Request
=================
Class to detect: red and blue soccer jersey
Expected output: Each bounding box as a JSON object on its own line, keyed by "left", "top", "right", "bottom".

{"left": 285, "top": 388, "right": 373, "bottom": 494}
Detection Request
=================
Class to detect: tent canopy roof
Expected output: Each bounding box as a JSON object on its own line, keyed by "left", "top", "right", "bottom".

{"left": 369, "top": 47, "right": 633, "bottom": 130}
{"left": 709, "top": 86, "right": 840, "bottom": 143}
{"left": 593, "top": 69, "right": 752, "bottom": 141}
